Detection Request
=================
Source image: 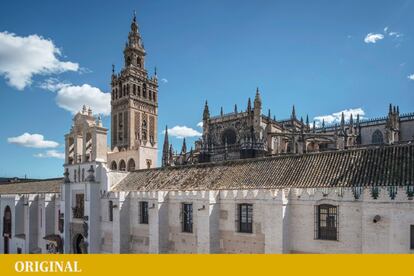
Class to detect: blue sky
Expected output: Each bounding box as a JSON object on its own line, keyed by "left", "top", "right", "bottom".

{"left": 0, "top": 0, "right": 413, "bottom": 178}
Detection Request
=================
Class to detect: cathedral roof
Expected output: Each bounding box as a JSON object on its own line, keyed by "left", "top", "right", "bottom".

{"left": 0, "top": 178, "right": 62, "bottom": 194}
{"left": 113, "top": 143, "right": 414, "bottom": 191}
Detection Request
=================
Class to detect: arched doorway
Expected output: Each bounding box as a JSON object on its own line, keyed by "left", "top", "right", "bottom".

{"left": 73, "top": 234, "right": 87, "bottom": 254}
{"left": 3, "top": 206, "right": 12, "bottom": 254}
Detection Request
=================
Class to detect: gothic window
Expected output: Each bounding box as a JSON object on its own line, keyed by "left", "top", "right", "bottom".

{"left": 108, "top": 201, "right": 113, "bottom": 222}
{"left": 110, "top": 161, "right": 117, "bottom": 170}
{"left": 372, "top": 129, "right": 384, "bottom": 144}
{"left": 221, "top": 128, "right": 237, "bottom": 145}
{"left": 127, "top": 159, "right": 136, "bottom": 172}
{"left": 127, "top": 84, "right": 130, "bottom": 95}
{"left": 137, "top": 85, "right": 141, "bottom": 97}
{"left": 153, "top": 92, "right": 157, "bottom": 102}
{"left": 181, "top": 203, "right": 193, "bottom": 233}
{"left": 112, "top": 90, "right": 115, "bottom": 101}
{"left": 315, "top": 204, "right": 338, "bottom": 241}
{"left": 127, "top": 56, "right": 131, "bottom": 66}
{"left": 133, "top": 84, "right": 136, "bottom": 95}
{"left": 123, "top": 85, "right": 126, "bottom": 96}
{"left": 149, "top": 90, "right": 152, "bottom": 101}
{"left": 74, "top": 169, "right": 77, "bottom": 182}
{"left": 3, "top": 206, "right": 12, "bottom": 237}
{"left": 81, "top": 168, "right": 85, "bottom": 181}
{"left": 119, "top": 160, "right": 126, "bottom": 171}
{"left": 139, "top": 201, "right": 149, "bottom": 224}
{"left": 137, "top": 57, "right": 141, "bottom": 68}
{"left": 237, "top": 203, "right": 253, "bottom": 233}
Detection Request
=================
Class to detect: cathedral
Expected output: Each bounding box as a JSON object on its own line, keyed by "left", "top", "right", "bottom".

{"left": 163, "top": 90, "right": 413, "bottom": 166}
{"left": 1, "top": 13, "right": 414, "bottom": 254}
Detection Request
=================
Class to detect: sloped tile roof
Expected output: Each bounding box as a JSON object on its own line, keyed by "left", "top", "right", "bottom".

{"left": 0, "top": 178, "right": 62, "bottom": 194}
{"left": 113, "top": 144, "right": 414, "bottom": 192}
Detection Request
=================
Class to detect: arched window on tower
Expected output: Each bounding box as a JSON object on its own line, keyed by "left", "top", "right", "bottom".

{"left": 143, "top": 84, "right": 147, "bottom": 98}
{"left": 119, "top": 160, "right": 126, "bottom": 171}
{"left": 142, "top": 120, "right": 147, "bottom": 141}
{"left": 133, "top": 84, "right": 136, "bottom": 95}
{"left": 372, "top": 129, "right": 384, "bottom": 144}
{"left": 110, "top": 161, "right": 117, "bottom": 170}
{"left": 127, "top": 159, "right": 136, "bottom": 172}
{"left": 137, "top": 57, "right": 141, "bottom": 68}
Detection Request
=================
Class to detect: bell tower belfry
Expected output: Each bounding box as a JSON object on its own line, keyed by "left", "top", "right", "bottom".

{"left": 108, "top": 12, "right": 158, "bottom": 171}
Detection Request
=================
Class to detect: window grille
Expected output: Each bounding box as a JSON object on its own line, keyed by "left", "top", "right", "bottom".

{"left": 238, "top": 203, "right": 253, "bottom": 233}
{"left": 181, "top": 203, "right": 193, "bottom": 233}
{"left": 315, "top": 204, "right": 338, "bottom": 241}
{"left": 139, "top": 201, "right": 149, "bottom": 224}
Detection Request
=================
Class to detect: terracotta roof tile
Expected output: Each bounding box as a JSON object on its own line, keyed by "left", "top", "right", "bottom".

{"left": 113, "top": 144, "right": 414, "bottom": 192}
{"left": 0, "top": 178, "right": 62, "bottom": 194}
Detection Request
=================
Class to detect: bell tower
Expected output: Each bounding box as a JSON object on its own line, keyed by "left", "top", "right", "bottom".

{"left": 108, "top": 12, "right": 158, "bottom": 171}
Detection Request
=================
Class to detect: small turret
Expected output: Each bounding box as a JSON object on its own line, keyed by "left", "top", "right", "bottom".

{"left": 291, "top": 105, "right": 296, "bottom": 120}
{"left": 162, "top": 126, "right": 170, "bottom": 167}
{"left": 181, "top": 138, "right": 187, "bottom": 155}
{"left": 247, "top": 98, "right": 252, "bottom": 113}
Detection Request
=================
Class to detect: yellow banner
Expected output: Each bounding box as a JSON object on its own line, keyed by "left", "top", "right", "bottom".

{"left": 0, "top": 254, "right": 412, "bottom": 275}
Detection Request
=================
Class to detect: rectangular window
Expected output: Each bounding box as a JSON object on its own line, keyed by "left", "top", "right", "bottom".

{"left": 316, "top": 204, "right": 338, "bottom": 240}
{"left": 108, "top": 200, "right": 113, "bottom": 222}
{"left": 182, "top": 203, "right": 193, "bottom": 233}
{"left": 238, "top": 204, "right": 253, "bottom": 233}
{"left": 411, "top": 225, "right": 414, "bottom": 250}
{"left": 140, "top": 201, "right": 149, "bottom": 224}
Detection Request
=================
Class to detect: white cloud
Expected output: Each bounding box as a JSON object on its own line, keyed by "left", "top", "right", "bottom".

{"left": 408, "top": 74, "right": 414, "bottom": 81}
{"left": 313, "top": 108, "right": 365, "bottom": 127}
{"left": 364, "top": 33, "right": 384, "bottom": 44}
{"left": 34, "top": 150, "right": 64, "bottom": 159}
{"left": 55, "top": 84, "right": 111, "bottom": 115}
{"left": 197, "top": 122, "right": 203, "bottom": 128}
{"left": 164, "top": 126, "right": 202, "bottom": 139}
{"left": 0, "top": 31, "right": 79, "bottom": 90}
{"left": 39, "top": 78, "right": 71, "bottom": 92}
{"left": 389, "top": 31, "right": 402, "bottom": 38}
{"left": 7, "top": 133, "right": 59, "bottom": 148}
{"left": 161, "top": 78, "right": 168, "bottom": 83}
